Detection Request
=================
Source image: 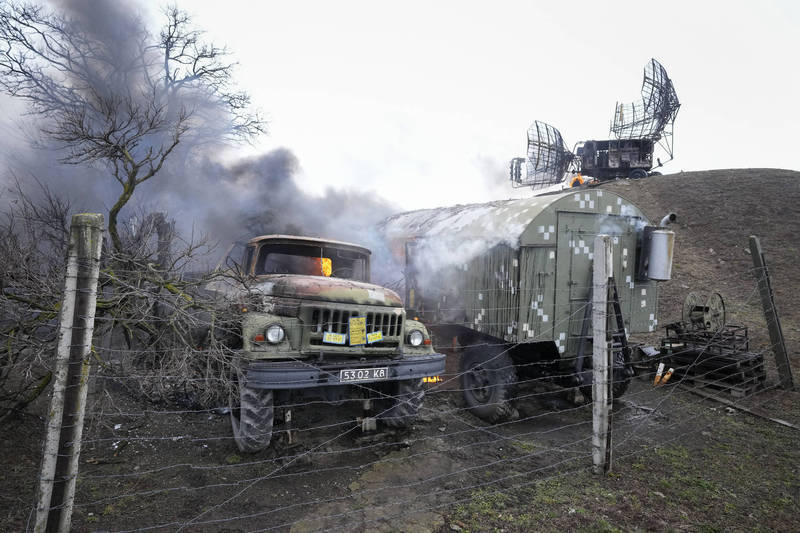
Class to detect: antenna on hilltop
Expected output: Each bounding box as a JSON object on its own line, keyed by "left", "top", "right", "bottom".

{"left": 509, "top": 121, "right": 576, "bottom": 190}
{"left": 610, "top": 58, "right": 681, "bottom": 161}
{"left": 510, "top": 58, "right": 681, "bottom": 190}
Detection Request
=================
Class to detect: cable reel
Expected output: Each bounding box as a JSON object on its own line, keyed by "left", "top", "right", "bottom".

{"left": 682, "top": 292, "right": 726, "bottom": 332}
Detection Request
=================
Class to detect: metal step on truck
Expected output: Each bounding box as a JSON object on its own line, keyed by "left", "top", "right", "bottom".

{"left": 205, "top": 235, "right": 446, "bottom": 452}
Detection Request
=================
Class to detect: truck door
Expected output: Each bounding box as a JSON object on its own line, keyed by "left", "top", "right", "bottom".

{"left": 554, "top": 212, "right": 639, "bottom": 356}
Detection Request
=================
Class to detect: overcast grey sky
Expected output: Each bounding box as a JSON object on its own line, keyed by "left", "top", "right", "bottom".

{"left": 6, "top": 0, "right": 798, "bottom": 213}
{"left": 177, "top": 0, "right": 799, "bottom": 210}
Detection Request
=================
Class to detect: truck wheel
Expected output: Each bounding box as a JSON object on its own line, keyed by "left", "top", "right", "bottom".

{"left": 612, "top": 366, "right": 631, "bottom": 398}
{"left": 612, "top": 346, "right": 632, "bottom": 398}
{"left": 579, "top": 356, "right": 631, "bottom": 400}
{"left": 231, "top": 385, "right": 274, "bottom": 453}
{"left": 628, "top": 168, "right": 648, "bottom": 179}
{"left": 460, "top": 345, "right": 518, "bottom": 423}
{"left": 379, "top": 379, "right": 424, "bottom": 428}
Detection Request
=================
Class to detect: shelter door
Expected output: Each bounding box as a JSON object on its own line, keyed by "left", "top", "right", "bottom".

{"left": 555, "top": 212, "right": 637, "bottom": 355}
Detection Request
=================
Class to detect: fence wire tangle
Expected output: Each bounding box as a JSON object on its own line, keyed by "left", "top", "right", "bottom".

{"left": 66, "top": 344, "right": 788, "bottom": 532}
{"left": 18, "top": 267, "right": 792, "bottom": 533}
{"left": 8, "top": 212, "right": 793, "bottom": 532}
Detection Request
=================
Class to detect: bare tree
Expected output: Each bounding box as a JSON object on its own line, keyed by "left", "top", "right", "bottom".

{"left": 0, "top": 2, "right": 265, "bottom": 253}
{"left": 0, "top": 181, "right": 246, "bottom": 419}
{"left": 96, "top": 215, "right": 245, "bottom": 408}
{"left": 0, "top": 178, "right": 70, "bottom": 421}
{"left": 0, "top": 3, "right": 265, "bottom": 418}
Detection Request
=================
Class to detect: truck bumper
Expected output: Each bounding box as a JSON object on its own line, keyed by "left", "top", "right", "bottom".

{"left": 244, "top": 353, "right": 446, "bottom": 390}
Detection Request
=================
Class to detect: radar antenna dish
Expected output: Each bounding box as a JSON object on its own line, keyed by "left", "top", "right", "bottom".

{"left": 610, "top": 58, "right": 681, "bottom": 162}
{"left": 509, "top": 120, "right": 575, "bottom": 190}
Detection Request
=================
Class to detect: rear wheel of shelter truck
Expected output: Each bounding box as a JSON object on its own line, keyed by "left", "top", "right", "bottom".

{"left": 611, "top": 348, "right": 632, "bottom": 398}
{"left": 578, "top": 352, "right": 631, "bottom": 401}
{"left": 628, "top": 168, "right": 648, "bottom": 179}
{"left": 460, "top": 345, "right": 518, "bottom": 423}
{"left": 379, "top": 379, "right": 424, "bottom": 428}
{"left": 231, "top": 385, "right": 274, "bottom": 452}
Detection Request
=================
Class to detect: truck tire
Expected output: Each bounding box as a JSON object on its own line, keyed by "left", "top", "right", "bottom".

{"left": 379, "top": 379, "right": 424, "bottom": 428}
{"left": 612, "top": 346, "right": 632, "bottom": 398}
{"left": 231, "top": 385, "right": 274, "bottom": 453}
{"left": 579, "top": 354, "right": 631, "bottom": 400}
{"left": 628, "top": 168, "right": 648, "bottom": 179}
{"left": 460, "top": 345, "right": 518, "bottom": 423}
{"left": 612, "top": 366, "right": 631, "bottom": 398}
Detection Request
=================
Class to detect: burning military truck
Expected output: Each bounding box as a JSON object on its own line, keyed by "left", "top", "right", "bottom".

{"left": 205, "top": 235, "right": 445, "bottom": 452}
{"left": 381, "top": 190, "right": 675, "bottom": 422}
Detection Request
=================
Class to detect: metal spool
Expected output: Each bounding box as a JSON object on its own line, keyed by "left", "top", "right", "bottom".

{"left": 682, "top": 292, "right": 726, "bottom": 331}
{"left": 705, "top": 293, "right": 726, "bottom": 332}
{"left": 683, "top": 292, "right": 703, "bottom": 327}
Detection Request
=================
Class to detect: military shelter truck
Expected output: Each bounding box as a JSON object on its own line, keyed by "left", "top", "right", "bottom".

{"left": 381, "top": 189, "right": 675, "bottom": 422}
{"left": 207, "top": 235, "right": 446, "bottom": 452}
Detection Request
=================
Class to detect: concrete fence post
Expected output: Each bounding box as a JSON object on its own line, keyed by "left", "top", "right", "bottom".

{"left": 34, "top": 213, "right": 104, "bottom": 533}
{"left": 592, "top": 235, "right": 613, "bottom": 475}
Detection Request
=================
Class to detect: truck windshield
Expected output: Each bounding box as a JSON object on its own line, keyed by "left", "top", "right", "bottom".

{"left": 254, "top": 243, "right": 369, "bottom": 281}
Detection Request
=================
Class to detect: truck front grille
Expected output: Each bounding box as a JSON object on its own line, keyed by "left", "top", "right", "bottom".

{"left": 304, "top": 306, "right": 404, "bottom": 349}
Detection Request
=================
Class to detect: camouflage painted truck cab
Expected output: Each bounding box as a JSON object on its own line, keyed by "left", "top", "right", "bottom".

{"left": 381, "top": 188, "right": 674, "bottom": 422}
{"left": 208, "top": 235, "right": 445, "bottom": 452}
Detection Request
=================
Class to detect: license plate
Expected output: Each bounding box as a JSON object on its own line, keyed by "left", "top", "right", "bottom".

{"left": 323, "top": 331, "right": 347, "bottom": 345}
{"left": 339, "top": 367, "right": 388, "bottom": 382}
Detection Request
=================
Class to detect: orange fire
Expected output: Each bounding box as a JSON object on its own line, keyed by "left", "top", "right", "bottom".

{"left": 314, "top": 257, "right": 332, "bottom": 276}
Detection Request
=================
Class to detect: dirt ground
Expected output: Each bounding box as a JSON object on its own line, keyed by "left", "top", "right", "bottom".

{"left": 1, "top": 168, "right": 799, "bottom": 532}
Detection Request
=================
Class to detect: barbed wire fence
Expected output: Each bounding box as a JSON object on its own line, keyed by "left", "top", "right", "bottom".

{"left": 4, "top": 215, "right": 796, "bottom": 532}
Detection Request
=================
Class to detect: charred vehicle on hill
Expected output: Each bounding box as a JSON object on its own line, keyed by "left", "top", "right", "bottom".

{"left": 206, "top": 235, "right": 445, "bottom": 452}
{"left": 574, "top": 138, "right": 656, "bottom": 181}
{"left": 382, "top": 190, "right": 676, "bottom": 422}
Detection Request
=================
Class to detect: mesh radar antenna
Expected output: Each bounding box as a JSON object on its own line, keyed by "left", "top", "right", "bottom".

{"left": 611, "top": 58, "right": 681, "bottom": 163}
{"left": 509, "top": 120, "right": 576, "bottom": 190}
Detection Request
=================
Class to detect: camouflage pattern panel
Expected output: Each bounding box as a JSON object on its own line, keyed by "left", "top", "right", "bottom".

{"left": 554, "top": 211, "right": 642, "bottom": 355}
{"left": 630, "top": 280, "right": 659, "bottom": 333}
{"left": 517, "top": 246, "right": 556, "bottom": 343}
{"left": 554, "top": 213, "right": 591, "bottom": 356}
{"left": 464, "top": 244, "right": 520, "bottom": 341}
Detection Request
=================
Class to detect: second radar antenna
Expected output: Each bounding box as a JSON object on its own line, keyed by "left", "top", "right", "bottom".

{"left": 509, "top": 120, "right": 575, "bottom": 190}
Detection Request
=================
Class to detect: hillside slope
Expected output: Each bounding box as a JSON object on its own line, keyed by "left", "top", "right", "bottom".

{"left": 600, "top": 168, "right": 800, "bottom": 376}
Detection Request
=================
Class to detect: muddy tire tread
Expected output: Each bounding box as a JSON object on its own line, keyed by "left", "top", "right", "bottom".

{"left": 460, "top": 346, "right": 518, "bottom": 424}
{"left": 231, "top": 386, "right": 273, "bottom": 453}
{"left": 380, "top": 379, "right": 425, "bottom": 428}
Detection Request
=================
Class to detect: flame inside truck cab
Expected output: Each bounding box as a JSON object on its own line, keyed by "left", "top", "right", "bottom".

{"left": 249, "top": 240, "right": 368, "bottom": 281}
{"left": 315, "top": 257, "right": 332, "bottom": 277}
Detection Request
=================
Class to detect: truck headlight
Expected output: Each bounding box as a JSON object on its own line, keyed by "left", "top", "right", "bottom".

{"left": 407, "top": 330, "right": 424, "bottom": 346}
{"left": 266, "top": 324, "right": 285, "bottom": 344}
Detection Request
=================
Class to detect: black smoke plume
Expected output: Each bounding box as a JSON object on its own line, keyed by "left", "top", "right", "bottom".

{"left": 1, "top": 0, "right": 400, "bottom": 281}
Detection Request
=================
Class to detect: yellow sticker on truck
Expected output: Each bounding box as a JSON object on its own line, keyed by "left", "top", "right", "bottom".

{"left": 367, "top": 331, "right": 383, "bottom": 344}
{"left": 348, "top": 316, "right": 367, "bottom": 346}
{"left": 322, "top": 331, "right": 347, "bottom": 345}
